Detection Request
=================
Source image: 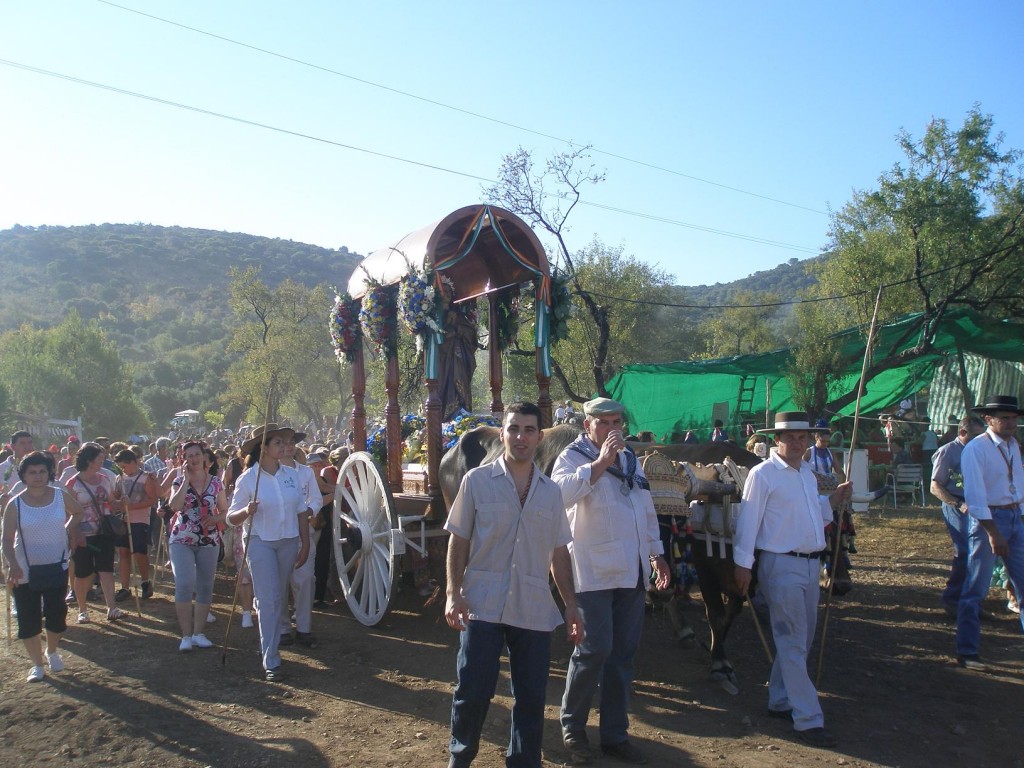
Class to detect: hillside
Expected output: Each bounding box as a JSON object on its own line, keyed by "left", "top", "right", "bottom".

{"left": 0, "top": 224, "right": 820, "bottom": 429}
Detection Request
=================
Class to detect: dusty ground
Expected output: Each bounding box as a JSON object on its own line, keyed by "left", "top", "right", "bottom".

{"left": 1, "top": 504, "right": 1022, "bottom": 768}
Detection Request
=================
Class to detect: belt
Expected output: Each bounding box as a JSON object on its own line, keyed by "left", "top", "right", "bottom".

{"left": 781, "top": 550, "right": 825, "bottom": 559}
{"left": 991, "top": 504, "right": 1021, "bottom": 512}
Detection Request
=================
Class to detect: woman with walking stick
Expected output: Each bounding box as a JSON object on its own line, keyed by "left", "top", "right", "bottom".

{"left": 227, "top": 425, "right": 310, "bottom": 682}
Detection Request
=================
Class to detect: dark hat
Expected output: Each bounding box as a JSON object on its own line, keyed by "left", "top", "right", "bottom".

{"left": 240, "top": 423, "right": 300, "bottom": 456}
{"left": 758, "top": 411, "right": 831, "bottom": 435}
{"left": 971, "top": 395, "right": 1024, "bottom": 416}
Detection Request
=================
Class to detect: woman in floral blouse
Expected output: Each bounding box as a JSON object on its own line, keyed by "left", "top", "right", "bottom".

{"left": 167, "top": 441, "right": 227, "bottom": 652}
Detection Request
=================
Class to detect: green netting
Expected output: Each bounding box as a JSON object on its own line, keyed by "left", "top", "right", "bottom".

{"left": 607, "top": 308, "right": 1024, "bottom": 437}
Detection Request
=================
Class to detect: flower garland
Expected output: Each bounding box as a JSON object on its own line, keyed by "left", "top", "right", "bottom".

{"left": 442, "top": 413, "right": 499, "bottom": 450}
{"left": 547, "top": 271, "right": 573, "bottom": 346}
{"left": 365, "top": 413, "right": 428, "bottom": 466}
{"left": 360, "top": 279, "right": 399, "bottom": 358}
{"left": 398, "top": 267, "right": 448, "bottom": 350}
{"left": 329, "top": 291, "right": 362, "bottom": 362}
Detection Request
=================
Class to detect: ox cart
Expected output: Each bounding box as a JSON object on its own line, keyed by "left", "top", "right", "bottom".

{"left": 328, "top": 205, "right": 560, "bottom": 625}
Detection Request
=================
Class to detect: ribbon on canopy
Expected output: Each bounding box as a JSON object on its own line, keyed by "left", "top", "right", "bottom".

{"left": 429, "top": 206, "right": 553, "bottom": 377}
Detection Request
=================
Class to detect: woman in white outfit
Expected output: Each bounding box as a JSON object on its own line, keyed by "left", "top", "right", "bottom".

{"left": 227, "top": 425, "right": 310, "bottom": 682}
{"left": 1, "top": 452, "right": 85, "bottom": 681}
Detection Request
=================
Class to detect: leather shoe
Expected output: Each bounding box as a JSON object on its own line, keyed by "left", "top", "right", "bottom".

{"left": 767, "top": 708, "right": 793, "bottom": 719}
{"left": 563, "top": 732, "right": 592, "bottom": 764}
{"left": 296, "top": 632, "right": 318, "bottom": 648}
{"left": 278, "top": 633, "right": 294, "bottom": 646}
{"left": 601, "top": 740, "right": 647, "bottom": 764}
{"left": 796, "top": 727, "right": 838, "bottom": 748}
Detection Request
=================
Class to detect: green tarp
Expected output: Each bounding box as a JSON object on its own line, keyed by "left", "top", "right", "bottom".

{"left": 606, "top": 309, "right": 1024, "bottom": 439}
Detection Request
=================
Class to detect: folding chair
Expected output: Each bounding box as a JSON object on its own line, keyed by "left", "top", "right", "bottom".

{"left": 884, "top": 463, "right": 925, "bottom": 511}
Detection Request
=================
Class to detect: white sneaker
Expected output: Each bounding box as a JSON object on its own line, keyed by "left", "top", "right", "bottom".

{"left": 207, "top": 611, "right": 216, "bottom": 624}
{"left": 178, "top": 636, "right": 193, "bottom": 653}
{"left": 1009, "top": 599, "right": 1021, "bottom": 615}
{"left": 191, "top": 633, "right": 213, "bottom": 649}
{"left": 27, "top": 665, "right": 45, "bottom": 682}
{"left": 47, "top": 653, "right": 65, "bottom": 673}
{"left": 241, "top": 611, "right": 254, "bottom": 628}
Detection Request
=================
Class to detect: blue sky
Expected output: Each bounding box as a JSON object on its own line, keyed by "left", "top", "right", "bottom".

{"left": 1, "top": 1, "right": 1021, "bottom": 286}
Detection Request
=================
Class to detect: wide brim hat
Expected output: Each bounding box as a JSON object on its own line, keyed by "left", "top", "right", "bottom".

{"left": 758, "top": 411, "right": 831, "bottom": 435}
{"left": 240, "top": 424, "right": 302, "bottom": 456}
{"left": 971, "top": 395, "right": 1024, "bottom": 415}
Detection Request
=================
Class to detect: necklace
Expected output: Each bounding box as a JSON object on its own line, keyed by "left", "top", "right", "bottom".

{"left": 987, "top": 433, "right": 1019, "bottom": 495}
{"left": 518, "top": 463, "right": 534, "bottom": 507}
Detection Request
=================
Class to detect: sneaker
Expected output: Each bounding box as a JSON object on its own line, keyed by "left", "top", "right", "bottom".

{"left": 47, "top": 653, "right": 65, "bottom": 673}
{"left": 207, "top": 611, "right": 216, "bottom": 624}
{"left": 264, "top": 667, "right": 286, "bottom": 682}
{"left": 296, "top": 632, "right": 318, "bottom": 649}
{"left": 600, "top": 739, "right": 647, "bottom": 764}
{"left": 65, "top": 588, "right": 76, "bottom": 604}
{"left": 796, "top": 727, "right": 838, "bottom": 748}
{"left": 1009, "top": 599, "right": 1021, "bottom": 615}
{"left": 958, "top": 655, "right": 987, "bottom": 671}
{"left": 141, "top": 582, "right": 154, "bottom": 599}
{"left": 179, "top": 636, "right": 193, "bottom": 653}
{"left": 77, "top": 611, "right": 90, "bottom": 624}
{"left": 106, "top": 607, "right": 125, "bottom": 622}
{"left": 27, "top": 665, "right": 45, "bottom": 683}
{"left": 241, "top": 611, "right": 254, "bottom": 628}
{"left": 114, "top": 588, "right": 131, "bottom": 603}
{"left": 191, "top": 633, "right": 214, "bottom": 649}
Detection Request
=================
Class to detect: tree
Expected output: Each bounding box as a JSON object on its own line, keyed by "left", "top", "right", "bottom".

{"left": 818, "top": 107, "right": 1024, "bottom": 412}
{"left": 484, "top": 146, "right": 615, "bottom": 397}
{"left": 0, "top": 311, "right": 149, "bottom": 436}
{"left": 699, "top": 291, "right": 782, "bottom": 358}
{"left": 223, "top": 266, "right": 349, "bottom": 428}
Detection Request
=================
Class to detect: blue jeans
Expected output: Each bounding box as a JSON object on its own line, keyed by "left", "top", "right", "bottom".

{"left": 560, "top": 582, "right": 645, "bottom": 746}
{"left": 956, "top": 507, "right": 1024, "bottom": 657}
{"left": 940, "top": 502, "right": 969, "bottom": 608}
{"left": 449, "top": 620, "right": 551, "bottom": 768}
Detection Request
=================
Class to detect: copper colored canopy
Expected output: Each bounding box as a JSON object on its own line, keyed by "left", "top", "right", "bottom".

{"left": 347, "top": 204, "right": 550, "bottom": 301}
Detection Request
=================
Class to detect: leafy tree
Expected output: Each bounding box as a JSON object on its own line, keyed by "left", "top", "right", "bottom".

{"left": 224, "top": 267, "right": 349, "bottom": 428}
{"left": 0, "top": 311, "right": 149, "bottom": 436}
{"left": 699, "top": 291, "right": 782, "bottom": 358}
{"left": 818, "top": 107, "right": 1024, "bottom": 411}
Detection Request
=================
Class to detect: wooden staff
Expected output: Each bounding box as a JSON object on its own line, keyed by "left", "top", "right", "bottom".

{"left": 5, "top": 583, "right": 11, "bottom": 644}
{"left": 749, "top": 598, "right": 774, "bottom": 665}
{"left": 816, "top": 284, "right": 884, "bottom": 686}
{"left": 221, "top": 385, "right": 274, "bottom": 665}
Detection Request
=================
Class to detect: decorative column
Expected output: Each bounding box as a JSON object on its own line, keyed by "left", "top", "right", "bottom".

{"left": 384, "top": 352, "right": 403, "bottom": 493}
{"left": 536, "top": 354, "right": 552, "bottom": 428}
{"left": 424, "top": 375, "right": 442, "bottom": 503}
{"left": 488, "top": 292, "right": 504, "bottom": 417}
{"left": 351, "top": 344, "right": 367, "bottom": 451}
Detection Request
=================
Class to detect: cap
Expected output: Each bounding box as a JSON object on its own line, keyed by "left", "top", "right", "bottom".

{"left": 583, "top": 397, "right": 625, "bottom": 417}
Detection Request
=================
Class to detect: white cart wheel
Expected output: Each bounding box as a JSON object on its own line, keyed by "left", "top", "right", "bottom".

{"left": 332, "top": 451, "right": 400, "bottom": 626}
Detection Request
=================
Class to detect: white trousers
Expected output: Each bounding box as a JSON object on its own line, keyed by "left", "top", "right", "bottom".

{"left": 758, "top": 551, "right": 825, "bottom": 731}
{"left": 281, "top": 528, "right": 319, "bottom": 635}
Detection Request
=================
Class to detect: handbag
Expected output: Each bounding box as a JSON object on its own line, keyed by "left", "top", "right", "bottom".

{"left": 17, "top": 499, "right": 68, "bottom": 592}
{"left": 77, "top": 475, "right": 128, "bottom": 539}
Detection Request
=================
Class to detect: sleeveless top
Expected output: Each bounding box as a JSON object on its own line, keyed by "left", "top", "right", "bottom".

{"left": 809, "top": 445, "right": 835, "bottom": 475}
{"left": 12, "top": 490, "right": 69, "bottom": 585}
{"left": 169, "top": 475, "right": 223, "bottom": 548}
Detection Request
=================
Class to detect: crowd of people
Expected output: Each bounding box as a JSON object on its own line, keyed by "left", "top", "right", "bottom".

{"left": 1, "top": 424, "right": 347, "bottom": 684}
{"left": 2, "top": 394, "right": 1021, "bottom": 767}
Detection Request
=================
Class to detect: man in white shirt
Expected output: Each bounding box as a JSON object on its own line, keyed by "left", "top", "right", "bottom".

{"left": 0, "top": 431, "right": 35, "bottom": 502}
{"left": 956, "top": 395, "right": 1024, "bottom": 671}
{"left": 733, "top": 412, "right": 850, "bottom": 749}
{"left": 552, "top": 397, "right": 670, "bottom": 765}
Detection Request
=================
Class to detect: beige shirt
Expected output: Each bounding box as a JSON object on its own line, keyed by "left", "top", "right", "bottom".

{"left": 444, "top": 457, "right": 572, "bottom": 632}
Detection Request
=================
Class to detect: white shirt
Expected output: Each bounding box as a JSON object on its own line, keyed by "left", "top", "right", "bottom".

{"left": 287, "top": 461, "right": 322, "bottom": 514}
{"left": 733, "top": 451, "right": 834, "bottom": 570}
{"left": 961, "top": 429, "right": 1023, "bottom": 520}
{"left": 228, "top": 463, "right": 304, "bottom": 541}
{"left": 551, "top": 439, "right": 662, "bottom": 592}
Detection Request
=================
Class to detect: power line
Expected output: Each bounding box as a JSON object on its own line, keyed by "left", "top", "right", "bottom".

{"left": 583, "top": 248, "right": 997, "bottom": 309}
{"left": 0, "top": 58, "right": 820, "bottom": 254}
{"left": 93, "top": 0, "right": 828, "bottom": 216}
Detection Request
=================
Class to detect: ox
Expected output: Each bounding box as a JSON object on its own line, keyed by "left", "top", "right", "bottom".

{"left": 439, "top": 426, "right": 858, "bottom": 692}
